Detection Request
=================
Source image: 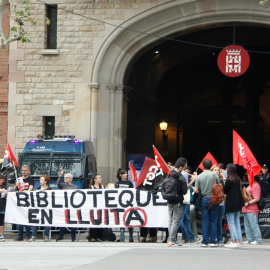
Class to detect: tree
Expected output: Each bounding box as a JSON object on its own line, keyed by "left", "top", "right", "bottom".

{"left": 0, "top": 0, "right": 36, "bottom": 49}
{"left": 260, "top": 0, "right": 269, "bottom": 5}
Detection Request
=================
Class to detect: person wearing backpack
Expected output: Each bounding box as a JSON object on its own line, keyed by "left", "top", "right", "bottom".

{"left": 164, "top": 158, "right": 187, "bottom": 247}
{"left": 194, "top": 159, "right": 220, "bottom": 247}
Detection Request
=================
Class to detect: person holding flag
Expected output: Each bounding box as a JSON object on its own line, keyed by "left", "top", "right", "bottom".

{"left": 13, "top": 165, "right": 34, "bottom": 241}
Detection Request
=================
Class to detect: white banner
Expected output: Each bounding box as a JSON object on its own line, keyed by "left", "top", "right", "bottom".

{"left": 5, "top": 189, "right": 169, "bottom": 228}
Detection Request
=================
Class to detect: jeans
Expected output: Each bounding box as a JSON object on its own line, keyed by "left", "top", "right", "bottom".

{"left": 168, "top": 203, "right": 183, "bottom": 242}
{"left": 217, "top": 205, "right": 225, "bottom": 242}
{"left": 189, "top": 206, "right": 198, "bottom": 238}
{"left": 179, "top": 204, "right": 195, "bottom": 242}
{"left": 243, "top": 212, "right": 262, "bottom": 243}
{"left": 201, "top": 197, "right": 219, "bottom": 245}
{"left": 59, "top": 227, "right": 77, "bottom": 239}
{"left": 18, "top": 225, "right": 31, "bottom": 239}
{"left": 32, "top": 226, "right": 50, "bottom": 238}
{"left": 226, "top": 211, "right": 242, "bottom": 241}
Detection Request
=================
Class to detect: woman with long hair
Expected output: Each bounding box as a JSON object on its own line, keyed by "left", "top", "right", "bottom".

{"left": 210, "top": 165, "right": 226, "bottom": 246}
{"left": 87, "top": 174, "right": 104, "bottom": 242}
{"left": 242, "top": 174, "right": 262, "bottom": 244}
{"left": 28, "top": 175, "right": 51, "bottom": 242}
{"left": 115, "top": 168, "right": 135, "bottom": 242}
{"left": 224, "top": 164, "right": 243, "bottom": 248}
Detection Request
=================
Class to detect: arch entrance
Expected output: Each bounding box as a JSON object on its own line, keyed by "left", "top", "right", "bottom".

{"left": 92, "top": 1, "right": 270, "bottom": 180}
{"left": 126, "top": 25, "right": 270, "bottom": 169}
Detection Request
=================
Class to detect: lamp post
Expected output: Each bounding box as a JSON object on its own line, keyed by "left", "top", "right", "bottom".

{"left": 159, "top": 121, "right": 168, "bottom": 156}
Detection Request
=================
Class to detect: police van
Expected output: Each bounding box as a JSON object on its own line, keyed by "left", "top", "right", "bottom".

{"left": 14, "top": 136, "right": 97, "bottom": 189}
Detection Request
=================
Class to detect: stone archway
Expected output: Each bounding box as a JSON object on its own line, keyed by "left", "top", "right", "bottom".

{"left": 90, "top": 0, "right": 270, "bottom": 181}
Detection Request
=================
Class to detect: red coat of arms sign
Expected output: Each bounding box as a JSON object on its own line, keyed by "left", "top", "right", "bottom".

{"left": 217, "top": 45, "right": 250, "bottom": 77}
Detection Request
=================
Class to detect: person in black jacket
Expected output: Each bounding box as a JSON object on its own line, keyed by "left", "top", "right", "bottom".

{"left": 224, "top": 164, "right": 243, "bottom": 248}
{"left": 0, "top": 177, "right": 7, "bottom": 242}
{"left": 167, "top": 158, "right": 187, "bottom": 247}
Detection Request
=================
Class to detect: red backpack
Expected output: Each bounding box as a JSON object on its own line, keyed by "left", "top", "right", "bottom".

{"left": 209, "top": 175, "right": 224, "bottom": 208}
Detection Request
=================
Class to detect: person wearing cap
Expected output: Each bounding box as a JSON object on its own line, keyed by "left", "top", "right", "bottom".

{"left": 258, "top": 164, "right": 270, "bottom": 198}
{"left": 56, "top": 169, "right": 78, "bottom": 242}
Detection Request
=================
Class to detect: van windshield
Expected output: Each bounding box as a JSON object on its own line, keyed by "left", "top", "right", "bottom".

{"left": 51, "top": 158, "right": 83, "bottom": 178}
{"left": 20, "top": 157, "right": 83, "bottom": 179}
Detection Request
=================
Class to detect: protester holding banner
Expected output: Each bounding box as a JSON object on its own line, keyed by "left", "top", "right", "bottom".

{"left": 115, "top": 169, "right": 135, "bottom": 242}
{"left": 28, "top": 175, "right": 52, "bottom": 242}
{"left": 0, "top": 177, "right": 7, "bottom": 242}
{"left": 242, "top": 175, "right": 263, "bottom": 245}
{"left": 87, "top": 173, "right": 104, "bottom": 242}
{"left": 14, "top": 165, "right": 34, "bottom": 241}
{"left": 56, "top": 170, "right": 78, "bottom": 242}
{"left": 194, "top": 159, "right": 219, "bottom": 247}
{"left": 223, "top": 164, "right": 243, "bottom": 248}
{"left": 211, "top": 165, "right": 226, "bottom": 246}
{"left": 166, "top": 158, "right": 187, "bottom": 247}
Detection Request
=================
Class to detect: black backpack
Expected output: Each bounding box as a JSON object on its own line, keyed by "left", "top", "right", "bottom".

{"left": 161, "top": 175, "right": 178, "bottom": 201}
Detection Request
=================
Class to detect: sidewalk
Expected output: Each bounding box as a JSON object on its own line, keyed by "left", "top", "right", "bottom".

{"left": 3, "top": 226, "right": 270, "bottom": 250}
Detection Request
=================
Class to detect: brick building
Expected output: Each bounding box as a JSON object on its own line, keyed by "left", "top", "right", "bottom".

{"left": 6, "top": 0, "right": 270, "bottom": 183}
{"left": 0, "top": 2, "right": 9, "bottom": 155}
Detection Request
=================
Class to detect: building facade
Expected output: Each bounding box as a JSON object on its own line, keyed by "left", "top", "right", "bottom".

{"left": 7, "top": 0, "right": 270, "bottom": 183}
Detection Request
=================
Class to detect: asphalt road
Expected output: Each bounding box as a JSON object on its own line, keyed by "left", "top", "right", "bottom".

{"left": 1, "top": 241, "right": 269, "bottom": 270}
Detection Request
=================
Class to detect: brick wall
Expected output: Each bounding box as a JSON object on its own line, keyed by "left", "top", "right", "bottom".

{"left": 0, "top": 2, "right": 10, "bottom": 155}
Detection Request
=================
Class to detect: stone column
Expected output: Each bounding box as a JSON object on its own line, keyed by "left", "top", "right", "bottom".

{"left": 115, "top": 86, "right": 124, "bottom": 170}
{"left": 122, "top": 86, "right": 132, "bottom": 169}
{"left": 108, "top": 85, "right": 116, "bottom": 179}
{"left": 89, "top": 83, "right": 99, "bottom": 154}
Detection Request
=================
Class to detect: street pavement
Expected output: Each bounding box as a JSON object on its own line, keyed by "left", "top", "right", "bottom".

{"left": 1, "top": 233, "right": 270, "bottom": 270}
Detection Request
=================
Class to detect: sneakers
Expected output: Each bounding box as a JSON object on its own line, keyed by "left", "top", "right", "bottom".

{"left": 44, "top": 237, "right": 49, "bottom": 242}
{"left": 71, "top": 237, "right": 76, "bottom": 242}
{"left": 242, "top": 241, "right": 250, "bottom": 244}
{"left": 0, "top": 235, "right": 5, "bottom": 242}
{"left": 224, "top": 242, "right": 238, "bottom": 248}
{"left": 210, "top": 243, "right": 218, "bottom": 247}
{"left": 250, "top": 241, "right": 262, "bottom": 245}
{"left": 129, "top": 237, "right": 134, "bottom": 242}
{"left": 189, "top": 239, "right": 196, "bottom": 244}
{"left": 14, "top": 237, "right": 23, "bottom": 241}
{"left": 56, "top": 236, "right": 64, "bottom": 242}
{"left": 201, "top": 243, "right": 208, "bottom": 247}
{"left": 218, "top": 241, "right": 224, "bottom": 247}
{"left": 168, "top": 241, "right": 181, "bottom": 247}
{"left": 96, "top": 238, "right": 102, "bottom": 242}
{"left": 28, "top": 237, "right": 35, "bottom": 242}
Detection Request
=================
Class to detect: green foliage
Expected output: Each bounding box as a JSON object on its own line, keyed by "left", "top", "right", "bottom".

{"left": 46, "top": 17, "right": 51, "bottom": 26}
{"left": 8, "top": 0, "right": 37, "bottom": 43}
{"left": 259, "top": 0, "right": 269, "bottom": 5}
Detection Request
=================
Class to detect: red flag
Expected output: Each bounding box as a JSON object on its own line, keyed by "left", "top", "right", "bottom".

{"left": 198, "top": 152, "right": 220, "bottom": 171}
{"left": 233, "top": 130, "right": 261, "bottom": 187}
{"left": 4, "top": 143, "right": 20, "bottom": 168}
{"left": 136, "top": 157, "right": 158, "bottom": 189}
{"left": 129, "top": 162, "right": 138, "bottom": 183}
{"left": 152, "top": 145, "right": 171, "bottom": 175}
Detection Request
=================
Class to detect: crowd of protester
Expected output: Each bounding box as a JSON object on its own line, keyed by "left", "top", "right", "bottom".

{"left": 0, "top": 159, "right": 269, "bottom": 247}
